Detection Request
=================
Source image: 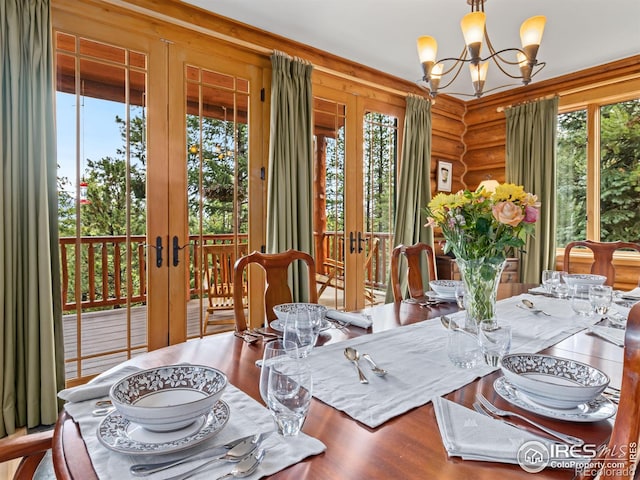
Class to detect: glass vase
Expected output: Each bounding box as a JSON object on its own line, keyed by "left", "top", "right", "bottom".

{"left": 455, "top": 257, "right": 507, "bottom": 329}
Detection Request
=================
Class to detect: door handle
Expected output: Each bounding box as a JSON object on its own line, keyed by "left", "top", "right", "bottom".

{"left": 155, "top": 236, "right": 163, "bottom": 268}
{"left": 172, "top": 236, "right": 192, "bottom": 267}
{"left": 349, "top": 231, "right": 357, "bottom": 254}
{"left": 357, "top": 232, "right": 365, "bottom": 253}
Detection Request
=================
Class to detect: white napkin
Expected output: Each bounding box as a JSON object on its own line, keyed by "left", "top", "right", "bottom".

{"left": 588, "top": 325, "right": 625, "bottom": 347}
{"left": 620, "top": 287, "right": 640, "bottom": 301}
{"left": 326, "top": 309, "right": 372, "bottom": 329}
{"left": 58, "top": 365, "right": 142, "bottom": 403}
{"left": 434, "top": 396, "right": 557, "bottom": 464}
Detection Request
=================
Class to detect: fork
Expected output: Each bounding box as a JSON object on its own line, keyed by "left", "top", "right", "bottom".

{"left": 475, "top": 393, "right": 585, "bottom": 446}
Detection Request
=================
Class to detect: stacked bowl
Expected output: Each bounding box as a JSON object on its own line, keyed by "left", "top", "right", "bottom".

{"left": 500, "top": 353, "right": 609, "bottom": 409}
{"left": 109, "top": 364, "right": 228, "bottom": 431}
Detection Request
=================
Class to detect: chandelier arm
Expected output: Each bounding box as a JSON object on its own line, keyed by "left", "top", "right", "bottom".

{"left": 530, "top": 62, "right": 546, "bottom": 78}
{"left": 434, "top": 59, "right": 467, "bottom": 91}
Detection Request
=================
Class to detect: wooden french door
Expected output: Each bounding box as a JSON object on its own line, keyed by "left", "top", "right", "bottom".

{"left": 53, "top": 3, "right": 267, "bottom": 381}
{"left": 164, "top": 45, "right": 266, "bottom": 345}
{"left": 313, "top": 86, "right": 403, "bottom": 311}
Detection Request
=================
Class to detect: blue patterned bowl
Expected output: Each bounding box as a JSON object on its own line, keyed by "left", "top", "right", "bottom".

{"left": 109, "top": 364, "right": 227, "bottom": 432}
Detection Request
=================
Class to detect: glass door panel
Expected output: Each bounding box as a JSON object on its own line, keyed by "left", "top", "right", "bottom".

{"left": 313, "top": 97, "right": 347, "bottom": 311}
{"left": 362, "top": 112, "right": 398, "bottom": 306}
{"left": 180, "top": 57, "right": 254, "bottom": 339}
{"left": 55, "top": 32, "right": 150, "bottom": 384}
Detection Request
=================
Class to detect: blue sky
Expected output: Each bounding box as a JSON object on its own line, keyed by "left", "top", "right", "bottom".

{"left": 56, "top": 92, "right": 127, "bottom": 189}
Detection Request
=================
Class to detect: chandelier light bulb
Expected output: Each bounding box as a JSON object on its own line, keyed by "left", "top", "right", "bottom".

{"left": 520, "top": 16, "right": 546, "bottom": 48}
{"left": 417, "top": 35, "right": 438, "bottom": 65}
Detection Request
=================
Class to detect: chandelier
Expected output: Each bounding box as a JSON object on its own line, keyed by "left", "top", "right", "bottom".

{"left": 417, "top": 0, "right": 546, "bottom": 98}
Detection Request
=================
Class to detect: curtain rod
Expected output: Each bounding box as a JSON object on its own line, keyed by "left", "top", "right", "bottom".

{"left": 103, "top": 0, "right": 412, "bottom": 99}
{"left": 496, "top": 93, "right": 558, "bottom": 112}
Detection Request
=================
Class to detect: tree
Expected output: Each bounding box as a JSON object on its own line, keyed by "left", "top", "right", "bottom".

{"left": 555, "top": 99, "right": 640, "bottom": 246}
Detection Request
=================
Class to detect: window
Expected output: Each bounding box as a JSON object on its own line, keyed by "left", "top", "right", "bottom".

{"left": 556, "top": 97, "right": 640, "bottom": 247}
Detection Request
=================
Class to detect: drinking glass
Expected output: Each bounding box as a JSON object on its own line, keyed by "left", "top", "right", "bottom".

{"left": 283, "top": 306, "right": 321, "bottom": 358}
{"left": 541, "top": 270, "right": 560, "bottom": 294}
{"left": 478, "top": 324, "right": 512, "bottom": 367}
{"left": 571, "top": 284, "right": 594, "bottom": 316}
{"left": 266, "top": 357, "right": 312, "bottom": 436}
{"left": 259, "top": 339, "right": 297, "bottom": 405}
{"left": 446, "top": 317, "right": 480, "bottom": 369}
{"left": 554, "top": 271, "right": 570, "bottom": 299}
{"left": 589, "top": 285, "right": 613, "bottom": 314}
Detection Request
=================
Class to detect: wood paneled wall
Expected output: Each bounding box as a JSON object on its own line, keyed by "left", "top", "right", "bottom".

{"left": 460, "top": 55, "right": 640, "bottom": 189}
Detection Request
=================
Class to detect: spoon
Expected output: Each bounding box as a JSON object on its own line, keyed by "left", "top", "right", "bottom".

{"left": 361, "top": 353, "right": 388, "bottom": 376}
{"left": 520, "top": 299, "right": 551, "bottom": 316}
{"left": 168, "top": 449, "right": 265, "bottom": 480}
{"left": 130, "top": 434, "right": 264, "bottom": 476}
{"left": 344, "top": 347, "right": 369, "bottom": 384}
{"left": 440, "top": 315, "right": 477, "bottom": 338}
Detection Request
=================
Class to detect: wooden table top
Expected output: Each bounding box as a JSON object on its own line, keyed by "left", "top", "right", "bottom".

{"left": 53, "top": 284, "right": 622, "bottom": 480}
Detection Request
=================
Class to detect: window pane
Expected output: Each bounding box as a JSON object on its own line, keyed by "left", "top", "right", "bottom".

{"left": 556, "top": 110, "right": 587, "bottom": 247}
{"left": 599, "top": 99, "right": 640, "bottom": 243}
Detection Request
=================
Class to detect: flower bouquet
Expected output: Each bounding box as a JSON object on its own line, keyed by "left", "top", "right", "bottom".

{"left": 425, "top": 183, "right": 540, "bottom": 327}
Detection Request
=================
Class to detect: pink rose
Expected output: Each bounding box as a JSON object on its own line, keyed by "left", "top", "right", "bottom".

{"left": 523, "top": 205, "right": 539, "bottom": 223}
{"left": 492, "top": 201, "right": 524, "bottom": 227}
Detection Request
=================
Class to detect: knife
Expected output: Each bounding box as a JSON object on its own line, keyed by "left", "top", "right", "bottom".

{"left": 129, "top": 432, "right": 269, "bottom": 476}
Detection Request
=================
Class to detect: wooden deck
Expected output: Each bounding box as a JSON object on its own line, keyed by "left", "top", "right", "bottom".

{"left": 62, "top": 286, "right": 385, "bottom": 383}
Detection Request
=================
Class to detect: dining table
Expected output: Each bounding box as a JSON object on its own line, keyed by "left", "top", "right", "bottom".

{"left": 52, "top": 283, "right": 626, "bottom": 480}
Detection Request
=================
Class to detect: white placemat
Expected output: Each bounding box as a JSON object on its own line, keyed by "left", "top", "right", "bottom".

{"left": 64, "top": 384, "right": 325, "bottom": 480}
{"left": 306, "top": 293, "right": 600, "bottom": 428}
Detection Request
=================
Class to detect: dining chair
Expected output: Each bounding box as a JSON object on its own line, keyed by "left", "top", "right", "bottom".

{"left": 579, "top": 301, "right": 640, "bottom": 480}
{"left": 0, "top": 429, "right": 53, "bottom": 480}
{"left": 562, "top": 240, "right": 640, "bottom": 286}
{"left": 390, "top": 242, "right": 437, "bottom": 302}
{"left": 232, "top": 249, "right": 318, "bottom": 331}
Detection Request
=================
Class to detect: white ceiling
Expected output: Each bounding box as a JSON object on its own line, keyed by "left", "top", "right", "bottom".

{"left": 182, "top": 0, "right": 640, "bottom": 99}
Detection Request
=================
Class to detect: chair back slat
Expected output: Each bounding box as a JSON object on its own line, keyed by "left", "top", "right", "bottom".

{"left": 391, "top": 242, "right": 437, "bottom": 302}
{"left": 563, "top": 240, "right": 640, "bottom": 286}
{"left": 233, "top": 249, "right": 317, "bottom": 331}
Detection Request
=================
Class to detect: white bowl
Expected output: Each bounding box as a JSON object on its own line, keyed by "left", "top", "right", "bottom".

{"left": 429, "top": 280, "right": 462, "bottom": 298}
{"left": 564, "top": 274, "right": 607, "bottom": 288}
{"left": 273, "top": 303, "right": 328, "bottom": 321}
{"left": 109, "top": 365, "right": 227, "bottom": 432}
{"left": 500, "top": 354, "right": 609, "bottom": 409}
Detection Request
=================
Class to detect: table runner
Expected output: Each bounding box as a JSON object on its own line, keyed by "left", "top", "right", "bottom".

{"left": 64, "top": 384, "right": 325, "bottom": 480}
{"left": 306, "top": 293, "right": 601, "bottom": 428}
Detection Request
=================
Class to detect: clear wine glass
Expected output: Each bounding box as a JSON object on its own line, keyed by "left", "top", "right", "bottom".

{"left": 266, "top": 357, "right": 312, "bottom": 436}
{"left": 283, "top": 306, "right": 319, "bottom": 358}
{"left": 541, "top": 270, "right": 560, "bottom": 294}
{"left": 258, "top": 339, "right": 297, "bottom": 405}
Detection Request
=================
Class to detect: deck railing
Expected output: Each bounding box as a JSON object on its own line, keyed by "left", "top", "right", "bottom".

{"left": 59, "top": 232, "right": 391, "bottom": 311}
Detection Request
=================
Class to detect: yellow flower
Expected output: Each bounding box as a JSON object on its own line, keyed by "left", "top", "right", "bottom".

{"left": 492, "top": 183, "right": 526, "bottom": 203}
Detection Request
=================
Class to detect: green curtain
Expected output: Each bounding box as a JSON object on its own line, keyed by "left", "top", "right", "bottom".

{"left": 385, "top": 94, "right": 433, "bottom": 302}
{"left": 0, "top": 0, "right": 63, "bottom": 437}
{"left": 266, "top": 52, "right": 314, "bottom": 301}
{"left": 505, "top": 97, "right": 559, "bottom": 283}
